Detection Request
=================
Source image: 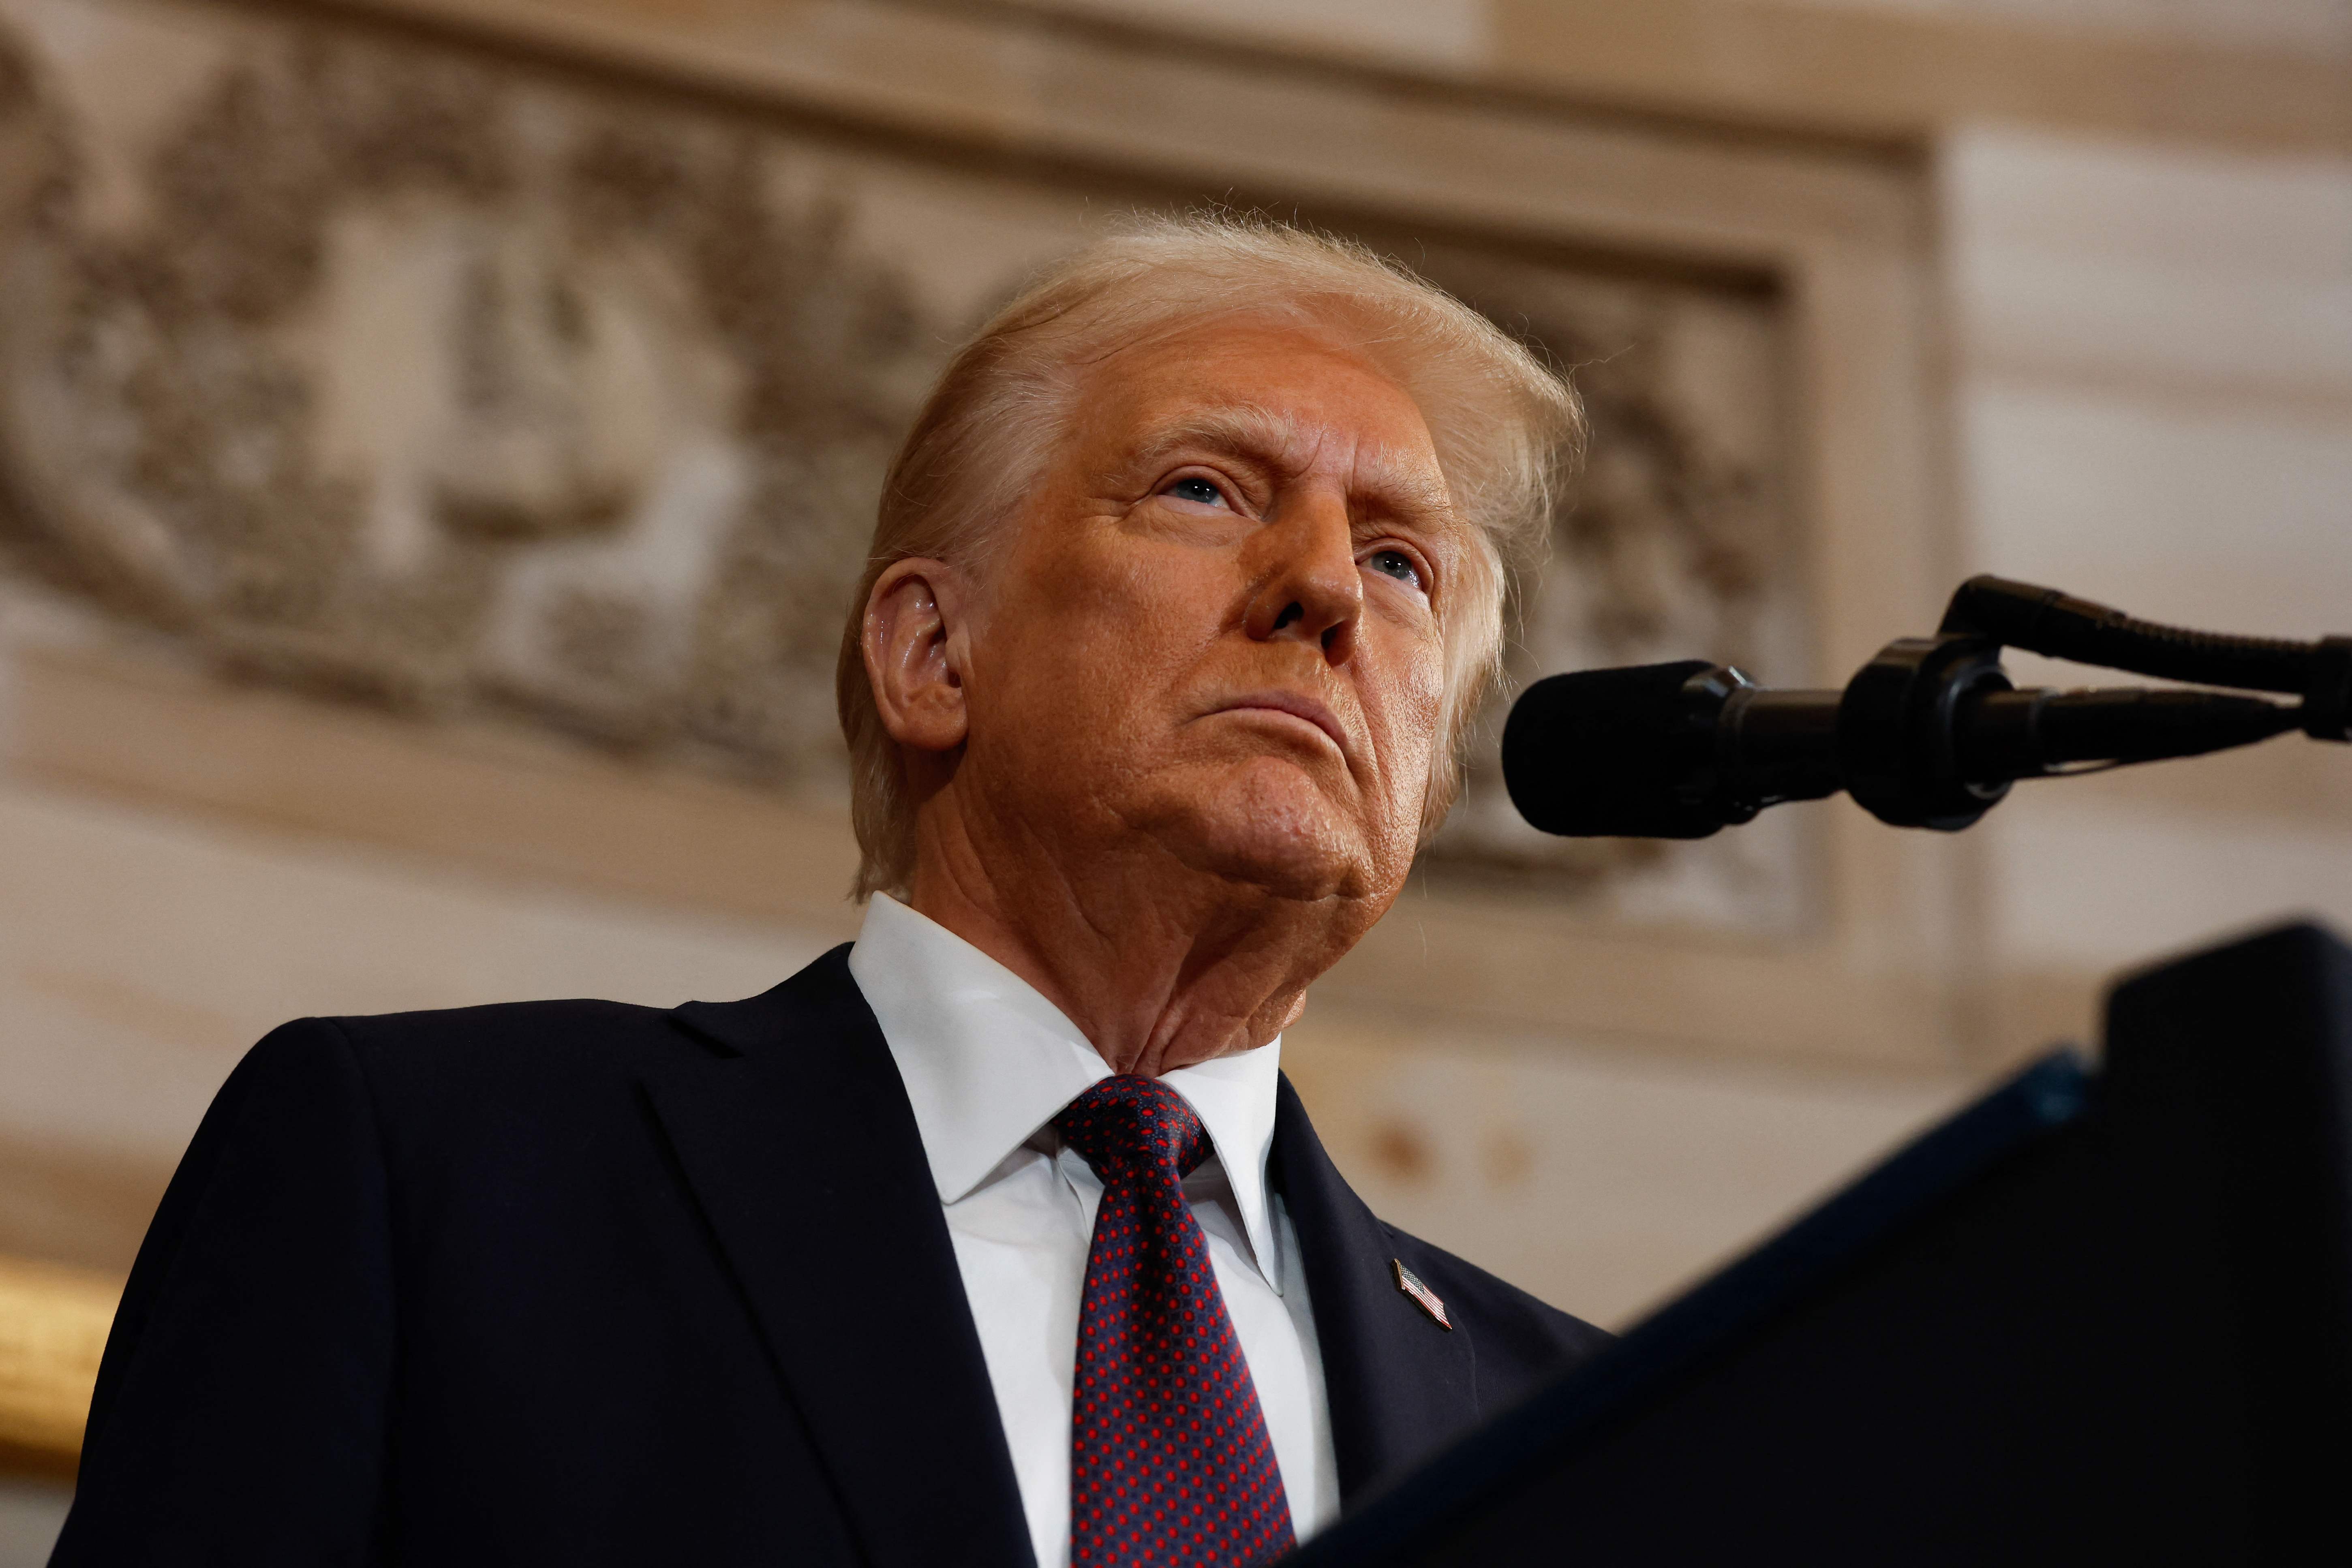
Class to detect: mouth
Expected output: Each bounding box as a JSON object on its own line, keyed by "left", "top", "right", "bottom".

{"left": 1211, "top": 690, "right": 1352, "bottom": 760}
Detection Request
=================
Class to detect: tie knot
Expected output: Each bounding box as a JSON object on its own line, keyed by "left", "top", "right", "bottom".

{"left": 1052, "top": 1075, "right": 1209, "bottom": 1182}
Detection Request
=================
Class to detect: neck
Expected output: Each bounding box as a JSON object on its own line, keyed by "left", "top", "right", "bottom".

{"left": 904, "top": 809, "right": 1377, "bottom": 1078}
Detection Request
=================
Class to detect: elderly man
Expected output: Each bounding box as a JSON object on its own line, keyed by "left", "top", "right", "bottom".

{"left": 57, "top": 218, "right": 1608, "bottom": 1568}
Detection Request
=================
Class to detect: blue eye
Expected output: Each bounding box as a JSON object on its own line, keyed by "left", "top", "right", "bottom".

{"left": 1164, "top": 477, "right": 1224, "bottom": 507}
{"left": 1368, "top": 548, "right": 1425, "bottom": 592}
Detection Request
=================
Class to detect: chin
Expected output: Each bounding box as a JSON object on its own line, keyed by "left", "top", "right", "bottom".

{"left": 1147, "top": 758, "right": 1377, "bottom": 903}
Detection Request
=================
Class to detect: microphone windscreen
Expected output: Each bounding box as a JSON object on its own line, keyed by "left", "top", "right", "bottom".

{"left": 1501, "top": 661, "right": 1730, "bottom": 839}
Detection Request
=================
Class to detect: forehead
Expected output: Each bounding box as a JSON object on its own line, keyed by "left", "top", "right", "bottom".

{"left": 1070, "top": 317, "right": 1452, "bottom": 499}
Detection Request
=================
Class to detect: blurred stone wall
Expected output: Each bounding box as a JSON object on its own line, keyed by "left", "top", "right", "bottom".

{"left": 0, "top": 0, "right": 1817, "bottom": 927}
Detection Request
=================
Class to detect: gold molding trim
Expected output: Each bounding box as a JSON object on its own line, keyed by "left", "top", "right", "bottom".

{"left": 0, "top": 1254, "right": 118, "bottom": 1468}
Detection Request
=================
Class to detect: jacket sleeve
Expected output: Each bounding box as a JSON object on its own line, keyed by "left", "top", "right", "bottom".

{"left": 52, "top": 1018, "right": 397, "bottom": 1567}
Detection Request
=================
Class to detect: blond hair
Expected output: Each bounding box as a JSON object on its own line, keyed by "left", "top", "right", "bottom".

{"left": 836, "top": 214, "right": 1582, "bottom": 899}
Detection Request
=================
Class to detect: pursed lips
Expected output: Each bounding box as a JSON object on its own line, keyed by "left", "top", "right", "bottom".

{"left": 1210, "top": 691, "right": 1354, "bottom": 762}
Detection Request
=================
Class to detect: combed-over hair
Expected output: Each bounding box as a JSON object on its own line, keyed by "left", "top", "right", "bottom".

{"left": 836, "top": 214, "right": 1583, "bottom": 900}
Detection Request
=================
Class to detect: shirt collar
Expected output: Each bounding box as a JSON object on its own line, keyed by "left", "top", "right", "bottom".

{"left": 847, "top": 893, "right": 1287, "bottom": 1291}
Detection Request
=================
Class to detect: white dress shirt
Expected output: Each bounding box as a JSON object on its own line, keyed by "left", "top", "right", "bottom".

{"left": 847, "top": 894, "right": 1339, "bottom": 1567}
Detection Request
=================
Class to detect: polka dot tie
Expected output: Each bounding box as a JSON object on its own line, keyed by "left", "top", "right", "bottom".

{"left": 1053, "top": 1075, "right": 1297, "bottom": 1568}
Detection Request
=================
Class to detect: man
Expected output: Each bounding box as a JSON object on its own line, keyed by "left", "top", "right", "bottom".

{"left": 56, "top": 217, "right": 1609, "bottom": 1567}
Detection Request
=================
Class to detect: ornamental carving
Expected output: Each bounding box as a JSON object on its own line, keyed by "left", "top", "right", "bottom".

{"left": 0, "top": 0, "right": 1806, "bottom": 932}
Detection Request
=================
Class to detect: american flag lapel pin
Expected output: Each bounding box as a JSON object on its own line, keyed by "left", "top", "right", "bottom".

{"left": 1391, "top": 1258, "right": 1452, "bottom": 1330}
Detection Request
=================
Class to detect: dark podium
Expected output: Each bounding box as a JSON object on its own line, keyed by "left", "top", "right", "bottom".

{"left": 1297, "top": 921, "right": 2352, "bottom": 1566}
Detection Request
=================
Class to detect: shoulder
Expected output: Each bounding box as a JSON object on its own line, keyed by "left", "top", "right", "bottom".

{"left": 242, "top": 944, "right": 864, "bottom": 1135}
{"left": 1380, "top": 1222, "right": 1613, "bottom": 1383}
{"left": 323, "top": 995, "right": 680, "bottom": 1068}
{"left": 253, "top": 997, "right": 679, "bottom": 1109}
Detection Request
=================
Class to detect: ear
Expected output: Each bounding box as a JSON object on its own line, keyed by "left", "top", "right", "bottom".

{"left": 862, "top": 558, "right": 974, "bottom": 755}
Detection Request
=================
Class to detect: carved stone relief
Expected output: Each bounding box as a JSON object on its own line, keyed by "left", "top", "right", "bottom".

{"left": 0, "top": 0, "right": 1808, "bottom": 934}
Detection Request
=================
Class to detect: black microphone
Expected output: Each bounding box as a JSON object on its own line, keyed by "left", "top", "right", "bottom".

{"left": 1503, "top": 661, "right": 2306, "bottom": 840}
{"left": 1500, "top": 663, "right": 1830, "bottom": 838}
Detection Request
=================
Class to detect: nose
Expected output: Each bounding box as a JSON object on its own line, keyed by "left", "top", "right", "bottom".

{"left": 1243, "top": 491, "right": 1361, "bottom": 666}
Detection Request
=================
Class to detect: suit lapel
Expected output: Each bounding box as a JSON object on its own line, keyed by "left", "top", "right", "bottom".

{"left": 1271, "top": 1073, "right": 1479, "bottom": 1504}
{"left": 641, "top": 947, "right": 1033, "bottom": 1568}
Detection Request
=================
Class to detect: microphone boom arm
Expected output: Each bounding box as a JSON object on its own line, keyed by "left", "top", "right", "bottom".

{"left": 1941, "top": 578, "right": 2352, "bottom": 740}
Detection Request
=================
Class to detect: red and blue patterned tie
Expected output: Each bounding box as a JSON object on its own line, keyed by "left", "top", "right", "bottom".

{"left": 1053, "top": 1075, "right": 1297, "bottom": 1568}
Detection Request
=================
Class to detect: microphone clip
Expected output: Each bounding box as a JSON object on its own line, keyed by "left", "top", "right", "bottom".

{"left": 1835, "top": 634, "right": 2014, "bottom": 832}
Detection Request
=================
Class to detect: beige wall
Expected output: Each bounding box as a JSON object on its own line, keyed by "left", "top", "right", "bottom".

{"left": 1945, "top": 124, "right": 2352, "bottom": 999}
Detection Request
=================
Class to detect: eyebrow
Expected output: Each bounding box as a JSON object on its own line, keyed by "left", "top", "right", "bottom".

{"left": 1123, "top": 403, "right": 1461, "bottom": 535}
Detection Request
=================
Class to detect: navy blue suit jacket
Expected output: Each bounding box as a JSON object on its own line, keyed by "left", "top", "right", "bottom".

{"left": 55, "top": 946, "right": 1607, "bottom": 1565}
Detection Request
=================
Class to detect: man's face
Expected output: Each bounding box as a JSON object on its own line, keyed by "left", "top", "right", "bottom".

{"left": 959, "top": 317, "right": 1462, "bottom": 910}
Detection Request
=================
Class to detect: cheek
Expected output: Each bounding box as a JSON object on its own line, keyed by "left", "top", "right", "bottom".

{"left": 982, "top": 534, "right": 1226, "bottom": 725}
{"left": 1372, "top": 633, "right": 1449, "bottom": 777}
{"left": 1044, "top": 536, "right": 1223, "bottom": 663}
